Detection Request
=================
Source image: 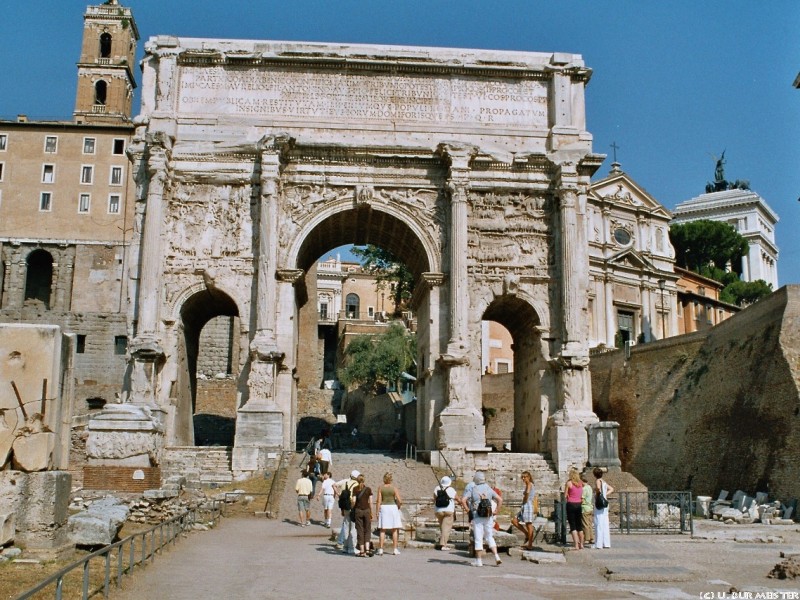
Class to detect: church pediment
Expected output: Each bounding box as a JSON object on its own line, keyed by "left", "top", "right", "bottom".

{"left": 589, "top": 170, "right": 672, "bottom": 219}
{"left": 606, "top": 247, "right": 658, "bottom": 272}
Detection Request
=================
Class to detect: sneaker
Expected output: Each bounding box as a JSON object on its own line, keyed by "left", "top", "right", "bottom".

{"left": 495, "top": 556, "right": 503, "bottom": 566}
{"left": 334, "top": 543, "right": 343, "bottom": 550}
{"left": 472, "top": 560, "right": 483, "bottom": 567}
{"left": 440, "top": 545, "right": 451, "bottom": 551}
{"left": 376, "top": 549, "right": 383, "bottom": 556}
{"left": 392, "top": 549, "right": 400, "bottom": 556}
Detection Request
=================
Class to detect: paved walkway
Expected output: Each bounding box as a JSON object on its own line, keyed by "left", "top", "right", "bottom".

{"left": 111, "top": 514, "right": 800, "bottom": 599}
{"left": 111, "top": 451, "right": 800, "bottom": 598}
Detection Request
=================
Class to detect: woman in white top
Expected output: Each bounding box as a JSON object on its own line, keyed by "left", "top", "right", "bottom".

{"left": 433, "top": 476, "right": 459, "bottom": 550}
{"left": 592, "top": 467, "right": 615, "bottom": 549}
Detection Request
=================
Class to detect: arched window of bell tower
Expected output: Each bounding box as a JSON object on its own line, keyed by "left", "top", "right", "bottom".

{"left": 100, "top": 32, "right": 112, "bottom": 58}
{"left": 94, "top": 80, "right": 107, "bottom": 105}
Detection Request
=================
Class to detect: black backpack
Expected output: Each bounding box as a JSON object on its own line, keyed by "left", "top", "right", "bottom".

{"left": 476, "top": 496, "right": 493, "bottom": 518}
{"left": 338, "top": 484, "right": 352, "bottom": 510}
{"left": 435, "top": 487, "right": 451, "bottom": 508}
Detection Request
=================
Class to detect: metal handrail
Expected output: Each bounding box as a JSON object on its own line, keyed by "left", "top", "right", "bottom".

{"left": 262, "top": 449, "right": 292, "bottom": 516}
{"left": 15, "top": 502, "right": 222, "bottom": 600}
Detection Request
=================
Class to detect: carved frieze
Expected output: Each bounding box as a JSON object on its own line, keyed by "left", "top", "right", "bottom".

{"left": 166, "top": 184, "right": 252, "bottom": 259}
{"left": 466, "top": 191, "right": 551, "bottom": 274}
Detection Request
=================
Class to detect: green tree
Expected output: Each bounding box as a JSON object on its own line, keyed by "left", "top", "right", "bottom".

{"left": 351, "top": 245, "right": 414, "bottom": 312}
{"left": 337, "top": 323, "right": 416, "bottom": 392}
{"left": 669, "top": 221, "right": 771, "bottom": 306}
{"left": 720, "top": 279, "right": 773, "bottom": 306}
{"left": 669, "top": 220, "right": 749, "bottom": 273}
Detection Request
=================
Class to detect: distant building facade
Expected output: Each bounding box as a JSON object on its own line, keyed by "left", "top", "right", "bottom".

{"left": 586, "top": 163, "right": 677, "bottom": 348}
{"left": 672, "top": 188, "right": 779, "bottom": 289}
{"left": 674, "top": 266, "right": 739, "bottom": 335}
{"left": 0, "top": 1, "right": 138, "bottom": 411}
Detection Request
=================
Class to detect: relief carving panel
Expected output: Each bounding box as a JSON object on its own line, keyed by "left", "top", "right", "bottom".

{"left": 467, "top": 191, "right": 551, "bottom": 276}
{"left": 166, "top": 184, "right": 253, "bottom": 259}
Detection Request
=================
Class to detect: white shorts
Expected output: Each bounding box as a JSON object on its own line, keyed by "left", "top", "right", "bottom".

{"left": 322, "top": 495, "right": 335, "bottom": 510}
{"left": 472, "top": 516, "right": 496, "bottom": 550}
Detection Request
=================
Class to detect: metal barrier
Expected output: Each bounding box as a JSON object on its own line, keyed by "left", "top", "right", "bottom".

{"left": 616, "top": 491, "right": 693, "bottom": 534}
{"left": 16, "top": 502, "right": 222, "bottom": 600}
{"left": 552, "top": 490, "right": 693, "bottom": 542}
{"left": 405, "top": 442, "right": 417, "bottom": 462}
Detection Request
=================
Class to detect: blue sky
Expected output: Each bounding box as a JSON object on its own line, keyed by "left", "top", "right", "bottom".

{"left": 1, "top": 1, "right": 798, "bottom": 284}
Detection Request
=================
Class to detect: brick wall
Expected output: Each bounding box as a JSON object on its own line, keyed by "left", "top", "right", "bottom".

{"left": 196, "top": 315, "right": 236, "bottom": 377}
{"left": 83, "top": 466, "right": 161, "bottom": 492}
{"left": 591, "top": 285, "right": 800, "bottom": 500}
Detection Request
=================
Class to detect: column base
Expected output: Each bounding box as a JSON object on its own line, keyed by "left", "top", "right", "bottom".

{"left": 437, "top": 406, "right": 485, "bottom": 449}
{"left": 547, "top": 408, "right": 598, "bottom": 476}
{"left": 231, "top": 406, "right": 283, "bottom": 474}
{"left": 86, "top": 404, "right": 165, "bottom": 467}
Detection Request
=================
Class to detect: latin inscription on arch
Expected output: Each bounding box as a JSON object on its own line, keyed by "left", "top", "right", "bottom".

{"left": 177, "top": 66, "right": 548, "bottom": 129}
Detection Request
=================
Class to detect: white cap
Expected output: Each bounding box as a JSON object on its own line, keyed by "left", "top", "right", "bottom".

{"left": 440, "top": 476, "right": 452, "bottom": 487}
{"left": 350, "top": 470, "right": 360, "bottom": 479}
{"left": 473, "top": 471, "right": 486, "bottom": 484}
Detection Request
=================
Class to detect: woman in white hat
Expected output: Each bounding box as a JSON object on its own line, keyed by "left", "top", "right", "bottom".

{"left": 433, "top": 475, "right": 459, "bottom": 550}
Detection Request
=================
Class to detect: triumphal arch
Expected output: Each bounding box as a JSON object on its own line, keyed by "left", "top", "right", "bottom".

{"left": 111, "top": 37, "right": 603, "bottom": 476}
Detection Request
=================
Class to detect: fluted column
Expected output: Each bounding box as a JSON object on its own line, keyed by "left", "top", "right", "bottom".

{"left": 555, "top": 166, "right": 587, "bottom": 356}
{"left": 547, "top": 162, "right": 597, "bottom": 476}
{"left": 438, "top": 143, "right": 475, "bottom": 362}
{"left": 136, "top": 139, "right": 170, "bottom": 338}
{"left": 251, "top": 136, "right": 290, "bottom": 355}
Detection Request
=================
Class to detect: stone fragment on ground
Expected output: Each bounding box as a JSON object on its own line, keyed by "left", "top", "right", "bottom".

{"left": 768, "top": 556, "right": 800, "bottom": 579}
{"left": 68, "top": 496, "right": 130, "bottom": 546}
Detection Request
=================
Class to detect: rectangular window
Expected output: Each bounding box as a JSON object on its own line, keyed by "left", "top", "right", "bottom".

{"left": 114, "top": 335, "right": 128, "bottom": 355}
{"left": 368, "top": 306, "right": 374, "bottom": 317}
{"left": 76, "top": 335, "right": 86, "bottom": 354}
{"left": 108, "top": 194, "right": 120, "bottom": 214}
{"left": 112, "top": 138, "right": 125, "bottom": 155}
{"left": 44, "top": 136, "right": 57, "bottom": 153}
{"left": 81, "top": 165, "right": 93, "bottom": 184}
{"left": 83, "top": 137, "right": 96, "bottom": 154}
{"left": 0, "top": 162, "right": 4, "bottom": 182}
{"left": 110, "top": 166, "right": 123, "bottom": 186}
{"left": 39, "top": 191, "right": 52, "bottom": 212}
{"left": 42, "top": 164, "right": 55, "bottom": 184}
{"left": 78, "top": 193, "right": 90, "bottom": 213}
{"left": 0, "top": 134, "right": 7, "bottom": 151}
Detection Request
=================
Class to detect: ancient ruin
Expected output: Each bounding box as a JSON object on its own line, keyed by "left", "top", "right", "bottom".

{"left": 95, "top": 38, "right": 605, "bottom": 476}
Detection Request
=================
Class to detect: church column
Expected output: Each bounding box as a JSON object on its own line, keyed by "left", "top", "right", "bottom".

{"left": 604, "top": 276, "right": 616, "bottom": 347}
{"left": 435, "top": 143, "right": 484, "bottom": 450}
{"left": 547, "top": 162, "right": 597, "bottom": 476}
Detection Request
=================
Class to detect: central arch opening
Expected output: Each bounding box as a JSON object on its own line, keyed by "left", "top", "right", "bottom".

{"left": 293, "top": 204, "right": 431, "bottom": 452}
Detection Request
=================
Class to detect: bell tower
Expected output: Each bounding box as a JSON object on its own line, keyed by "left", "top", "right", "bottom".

{"left": 73, "top": 0, "right": 139, "bottom": 124}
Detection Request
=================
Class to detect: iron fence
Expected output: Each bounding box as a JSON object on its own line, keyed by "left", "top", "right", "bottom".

{"left": 552, "top": 490, "right": 693, "bottom": 543}
{"left": 16, "top": 502, "right": 222, "bottom": 600}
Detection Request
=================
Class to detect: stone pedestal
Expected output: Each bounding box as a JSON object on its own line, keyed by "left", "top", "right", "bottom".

{"left": 547, "top": 408, "right": 598, "bottom": 476}
{"left": 0, "top": 471, "right": 71, "bottom": 558}
{"left": 86, "top": 404, "right": 165, "bottom": 467}
{"left": 586, "top": 421, "right": 622, "bottom": 470}
{"left": 437, "top": 406, "right": 485, "bottom": 449}
{"left": 231, "top": 406, "right": 283, "bottom": 475}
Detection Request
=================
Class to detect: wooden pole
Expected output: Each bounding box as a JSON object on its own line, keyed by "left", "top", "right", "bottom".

{"left": 40, "top": 379, "right": 48, "bottom": 417}
{"left": 10, "top": 381, "right": 28, "bottom": 420}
